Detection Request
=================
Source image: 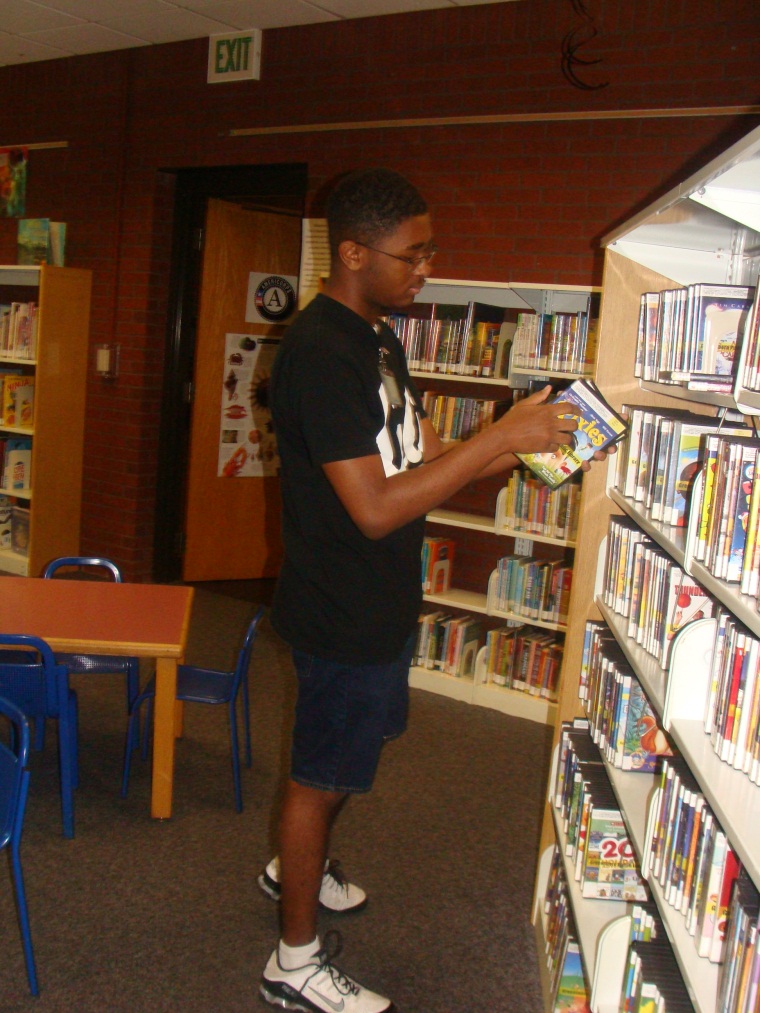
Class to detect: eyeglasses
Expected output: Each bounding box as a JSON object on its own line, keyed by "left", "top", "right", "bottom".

{"left": 356, "top": 241, "right": 438, "bottom": 269}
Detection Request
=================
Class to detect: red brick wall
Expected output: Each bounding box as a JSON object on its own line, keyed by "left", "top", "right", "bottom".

{"left": 0, "top": 0, "right": 757, "bottom": 579}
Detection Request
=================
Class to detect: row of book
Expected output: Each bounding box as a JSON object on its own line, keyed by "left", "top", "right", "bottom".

{"left": 704, "top": 608, "right": 760, "bottom": 785}
{"left": 610, "top": 898, "right": 693, "bottom": 1012}
{"left": 543, "top": 849, "right": 592, "bottom": 1012}
{"left": 545, "top": 808, "right": 695, "bottom": 1010}
{"left": 484, "top": 624, "right": 562, "bottom": 701}
{"left": 499, "top": 465, "right": 580, "bottom": 542}
{"left": 580, "top": 621, "right": 674, "bottom": 773}
{"left": 718, "top": 867, "right": 760, "bottom": 1013}
{"left": 622, "top": 936, "right": 694, "bottom": 1012}
{"left": 492, "top": 553, "right": 572, "bottom": 626}
{"left": 602, "top": 515, "right": 715, "bottom": 669}
{"left": 546, "top": 812, "right": 695, "bottom": 1011}
{"left": 634, "top": 281, "right": 755, "bottom": 390}
{"left": 0, "top": 302, "right": 38, "bottom": 359}
{"left": 613, "top": 403, "right": 752, "bottom": 528}
{"left": 1, "top": 371, "right": 35, "bottom": 427}
{"left": 692, "top": 433, "right": 760, "bottom": 596}
{"left": 615, "top": 406, "right": 760, "bottom": 602}
{"left": 641, "top": 753, "right": 740, "bottom": 965}
{"left": 413, "top": 611, "right": 481, "bottom": 680}
{"left": 0, "top": 435, "right": 32, "bottom": 491}
{"left": 554, "top": 720, "right": 648, "bottom": 901}
{"left": 382, "top": 300, "right": 512, "bottom": 378}
{"left": 420, "top": 391, "right": 509, "bottom": 442}
{"left": 602, "top": 510, "right": 760, "bottom": 784}
{"left": 510, "top": 307, "right": 597, "bottom": 376}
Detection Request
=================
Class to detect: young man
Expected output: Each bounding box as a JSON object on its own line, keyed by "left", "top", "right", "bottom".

{"left": 259, "top": 168, "right": 597, "bottom": 1013}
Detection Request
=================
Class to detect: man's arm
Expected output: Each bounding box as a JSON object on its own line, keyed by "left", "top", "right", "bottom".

{"left": 323, "top": 385, "right": 580, "bottom": 540}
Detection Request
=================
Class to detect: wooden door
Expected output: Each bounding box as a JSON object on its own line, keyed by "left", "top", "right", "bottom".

{"left": 182, "top": 199, "right": 301, "bottom": 581}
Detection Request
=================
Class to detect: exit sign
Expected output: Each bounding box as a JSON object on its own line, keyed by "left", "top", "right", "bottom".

{"left": 207, "top": 29, "right": 262, "bottom": 83}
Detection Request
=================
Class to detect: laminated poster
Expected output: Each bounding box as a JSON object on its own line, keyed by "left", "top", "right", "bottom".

{"left": 0, "top": 147, "right": 27, "bottom": 218}
{"left": 217, "top": 332, "right": 279, "bottom": 478}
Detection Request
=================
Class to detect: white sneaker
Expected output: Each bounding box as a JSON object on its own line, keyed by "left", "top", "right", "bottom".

{"left": 260, "top": 931, "right": 394, "bottom": 1013}
{"left": 258, "top": 857, "right": 368, "bottom": 914}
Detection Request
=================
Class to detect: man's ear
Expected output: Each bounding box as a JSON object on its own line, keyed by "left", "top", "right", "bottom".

{"left": 338, "top": 239, "right": 365, "bottom": 273}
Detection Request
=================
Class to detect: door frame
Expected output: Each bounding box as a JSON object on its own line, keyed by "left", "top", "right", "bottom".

{"left": 152, "top": 163, "right": 308, "bottom": 582}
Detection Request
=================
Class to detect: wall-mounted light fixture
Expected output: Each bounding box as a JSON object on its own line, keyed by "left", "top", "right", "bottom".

{"left": 95, "top": 343, "right": 119, "bottom": 379}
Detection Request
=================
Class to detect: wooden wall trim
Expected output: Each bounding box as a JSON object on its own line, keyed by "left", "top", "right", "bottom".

{"left": 228, "top": 105, "right": 760, "bottom": 138}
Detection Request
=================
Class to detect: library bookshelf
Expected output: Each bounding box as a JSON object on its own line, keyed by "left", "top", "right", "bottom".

{"left": 531, "top": 126, "right": 760, "bottom": 1011}
{"left": 0, "top": 265, "right": 91, "bottom": 577}
{"left": 400, "top": 278, "right": 598, "bottom": 725}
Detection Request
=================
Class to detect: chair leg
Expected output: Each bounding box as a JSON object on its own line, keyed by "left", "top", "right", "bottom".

{"left": 141, "top": 697, "right": 154, "bottom": 761}
{"left": 242, "top": 674, "right": 252, "bottom": 768}
{"left": 120, "top": 707, "right": 139, "bottom": 797}
{"left": 119, "top": 688, "right": 153, "bottom": 798}
{"left": 126, "top": 659, "right": 141, "bottom": 712}
{"left": 228, "top": 700, "right": 243, "bottom": 813}
{"left": 56, "top": 687, "right": 77, "bottom": 839}
{"left": 33, "top": 719, "right": 45, "bottom": 751}
{"left": 12, "top": 774, "right": 39, "bottom": 996}
{"left": 69, "top": 693, "right": 79, "bottom": 791}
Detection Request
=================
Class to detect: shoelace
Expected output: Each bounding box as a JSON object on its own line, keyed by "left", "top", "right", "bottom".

{"left": 325, "top": 859, "right": 349, "bottom": 894}
{"left": 307, "top": 930, "right": 360, "bottom": 998}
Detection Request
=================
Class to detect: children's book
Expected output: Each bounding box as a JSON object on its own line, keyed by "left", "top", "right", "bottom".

{"left": 620, "top": 680, "right": 673, "bottom": 772}
{"left": 658, "top": 569, "right": 714, "bottom": 669}
{"left": 552, "top": 940, "right": 591, "bottom": 1013}
{"left": 515, "top": 380, "right": 627, "bottom": 489}
{"left": 17, "top": 217, "right": 66, "bottom": 266}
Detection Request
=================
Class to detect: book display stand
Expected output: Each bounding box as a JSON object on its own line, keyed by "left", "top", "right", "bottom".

{"left": 399, "top": 278, "right": 599, "bottom": 726}
{"left": 0, "top": 265, "right": 91, "bottom": 576}
{"left": 531, "top": 126, "right": 760, "bottom": 1011}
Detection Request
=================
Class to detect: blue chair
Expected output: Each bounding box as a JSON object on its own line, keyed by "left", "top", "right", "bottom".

{"left": 0, "top": 695, "right": 39, "bottom": 995}
{"left": 0, "top": 635, "right": 78, "bottom": 839}
{"left": 121, "top": 606, "right": 264, "bottom": 812}
{"left": 42, "top": 557, "right": 141, "bottom": 728}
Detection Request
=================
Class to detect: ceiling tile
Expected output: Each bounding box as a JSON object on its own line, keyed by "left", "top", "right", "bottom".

{"left": 0, "top": 29, "right": 68, "bottom": 65}
{"left": 21, "top": 0, "right": 175, "bottom": 17}
{"left": 0, "top": 0, "right": 519, "bottom": 66}
{"left": 0, "top": 0, "right": 84, "bottom": 33}
{"left": 22, "top": 23, "right": 150, "bottom": 54}
{"left": 95, "top": 8, "right": 240, "bottom": 43}
{"left": 174, "top": 1, "right": 340, "bottom": 29}
{"left": 316, "top": 0, "right": 452, "bottom": 15}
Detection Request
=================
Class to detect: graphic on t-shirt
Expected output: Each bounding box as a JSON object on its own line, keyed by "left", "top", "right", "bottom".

{"left": 376, "top": 358, "right": 424, "bottom": 477}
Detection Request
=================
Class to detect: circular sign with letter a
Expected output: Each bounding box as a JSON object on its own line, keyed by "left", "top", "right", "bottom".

{"left": 252, "top": 274, "right": 297, "bottom": 322}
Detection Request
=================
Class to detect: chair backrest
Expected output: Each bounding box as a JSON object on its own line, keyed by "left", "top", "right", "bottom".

{"left": 0, "top": 694, "right": 31, "bottom": 851}
{"left": 42, "top": 556, "right": 123, "bottom": 582}
{"left": 0, "top": 635, "right": 63, "bottom": 719}
{"left": 232, "top": 606, "right": 265, "bottom": 689}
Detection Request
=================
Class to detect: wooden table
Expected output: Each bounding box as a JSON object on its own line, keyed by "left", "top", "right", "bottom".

{"left": 0, "top": 576, "right": 194, "bottom": 821}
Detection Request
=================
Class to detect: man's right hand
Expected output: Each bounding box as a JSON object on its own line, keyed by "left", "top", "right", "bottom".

{"left": 492, "top": 385, "right": 578, "bottom": 454}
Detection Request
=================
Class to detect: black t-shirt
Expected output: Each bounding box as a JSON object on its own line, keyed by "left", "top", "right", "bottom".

{"left": 270, "top": 293, "right": 426, "bottom": 664}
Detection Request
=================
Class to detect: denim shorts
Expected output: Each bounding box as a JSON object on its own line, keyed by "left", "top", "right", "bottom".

{"left": 290, "top": 637, "right": 414, "bottom": 794}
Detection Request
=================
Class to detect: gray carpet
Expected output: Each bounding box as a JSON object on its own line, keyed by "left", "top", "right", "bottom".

{"left": 0, "top": 586, "right": 552, "bottom": 1012}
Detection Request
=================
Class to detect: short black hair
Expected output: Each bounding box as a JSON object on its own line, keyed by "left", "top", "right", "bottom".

{"left": 326, "top": 168, "right": 428, "bottom": 256}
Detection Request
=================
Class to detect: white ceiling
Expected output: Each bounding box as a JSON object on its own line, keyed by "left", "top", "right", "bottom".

{"left": 0, "top": 0, "right": 517, "bottom": 67}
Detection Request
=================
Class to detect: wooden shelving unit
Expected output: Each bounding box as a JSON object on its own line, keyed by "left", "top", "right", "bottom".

{"left": 0, "top": 265, "right": 91, "bottom": 577}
